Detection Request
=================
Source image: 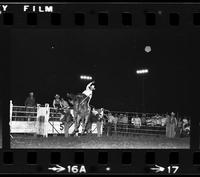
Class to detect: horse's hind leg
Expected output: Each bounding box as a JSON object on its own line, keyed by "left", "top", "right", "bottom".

{"left": 73, "top": 115, "right": 81, "bottom": 134}
{"left": 71, "top": 112, "right": 78, "bottom": 135}
{"left": 81, "top": 114, "right": 90, "bottom": 134}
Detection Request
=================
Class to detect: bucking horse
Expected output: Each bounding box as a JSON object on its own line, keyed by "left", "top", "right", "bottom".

{"left": 66, "top": 93, "right": 91, "bottom": 135}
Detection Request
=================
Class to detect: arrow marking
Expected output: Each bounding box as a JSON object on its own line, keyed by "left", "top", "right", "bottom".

{"left": 48, "top": 164, "right": 66, "bottom": 173}
{"left": 150, "top": 164, "right": 165, "bottom": 173}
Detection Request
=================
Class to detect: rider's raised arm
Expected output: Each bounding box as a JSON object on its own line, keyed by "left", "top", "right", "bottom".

{"left": 53, "top": 99, "right": 56, "bottom": 108}
{"left": 86, "top": 81, "right": 94, "bottom": 90}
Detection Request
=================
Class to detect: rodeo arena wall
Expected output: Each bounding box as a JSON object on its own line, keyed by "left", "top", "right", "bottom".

{"left": 9, "top": 100, "right": 190, "bottom": 138}
{"left": 9, "top": 100, "right": 103, "bottom": 137}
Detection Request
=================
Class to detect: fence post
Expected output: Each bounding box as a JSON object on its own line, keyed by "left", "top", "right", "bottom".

{"left": 9, "top": 100, "right": 13, "bottom": 132}
{"left": 35, "top": 104, "right": 40, "bottom": 137}
{"left": 44, "top": 103, "right": 50, "bottom": 138}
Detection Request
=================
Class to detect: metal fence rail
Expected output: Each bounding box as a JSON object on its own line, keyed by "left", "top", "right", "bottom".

{"left": 10, "top": 101, "right": 167, "bottom": 136}
{"left": 103, "top": 122, "right": 166, "bottom": 136}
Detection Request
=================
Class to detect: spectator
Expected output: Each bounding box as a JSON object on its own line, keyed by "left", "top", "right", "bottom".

{"left": 53, "top": 94, "right": 62, "bottom": 109}
{"left": 52, "top": 94, "right": 62, "bottom": 118}
{"left": 171, "top": 112, "right": 177, "bottom": 133}
{"left": 130, "top": 114, "right": 135, "bottom": 134}
{"left": 182, "top": 118, "right": 190, "bottom": 137}
{"left": 166, "top": 112, "right": 177, "bottom": 138}
{"left": 121, "top": 113, "right": 129, "bottom": 135}
{"left": 25, "top": 92, "right": 36, "bottom": 107}
{"left": 151, "top": 114, "right": 159, "bottom": 126}
{"left": 118, "top": 114, "right": 124, "bottom": 134}
{"left": 176, "top": 118, "right": 183, "bottom": 137}
{"left": 146, "top": 115, "right": 154, "bottom": 127}
{"left": 156, "top": 114, "right": 162, "bottom": 126}
{"left": 102, "top": 111, "right": 108, "bottom": 135}
{"left": 25, "top": 92, "right": 36, "bottom": 121}
{"left": 96, "top": 108, "right": 104, "bottom": 137}
{"left": 141, "top": 113, "right": 146, "bottom": 126}
{"left": 161, "top": 114, "right": 168, "bottom": 127}
{"left": 131, "top": 114, "right": 136, "bottom": 126}
{"left": 113, "top": 113, "right": 118, "bottom": 134}
{"left": 134, "top": 114, "right": 141, "bottom": 128}
{"left": 165, "top": 114, "right": 171, "bottom": 138}
{"left": 107, "top": 112, "right": 115, "bottom": 136}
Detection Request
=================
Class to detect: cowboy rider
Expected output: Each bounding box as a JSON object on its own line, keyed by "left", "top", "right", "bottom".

{"left": 82, "top": 81, "right": 95, "bottom": 109}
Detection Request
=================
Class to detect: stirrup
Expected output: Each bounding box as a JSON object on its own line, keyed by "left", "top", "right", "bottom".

{"left": 72, "top": 129, "right": 78, "bottom": 134}
{"left": 74, "top": 129, "right": 79, "bottom": 133}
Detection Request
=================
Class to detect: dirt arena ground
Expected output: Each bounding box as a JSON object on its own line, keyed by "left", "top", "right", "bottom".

{"left": 10, "top": 134, "right": 190, "bottom": 149}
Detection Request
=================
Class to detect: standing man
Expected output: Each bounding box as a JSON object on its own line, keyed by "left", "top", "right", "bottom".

{"left": 182, "top": 118, "right": 190, "bottom": 137}
{"left": 107, "top": 112, "right": 115, "bottom": 136}
{"left": 82, "top": 81, "right": 95, "bottom": 109}
{"left": 166, "top": 112, "right": 177, "bottom": 138}
{"left": 121, "top": 114, "right": 129, "bottom": 135}
{"left": 113, "top": 113, "right": 118, "bottom": 135}
{"left": 176, "top": 118, "right": 183, "bottom": 137}
{"left": 53, "top": 94, "right": 62, "bottom": 109}
{"left": 25, "top": 92, "right": 36, "bottom": 121}
{"left": 52, "top": 94, "right": 62, "bottom": 118}
{"left": 96, "top": 108, "right": 104, "bottom": 137}
{"left": 165, "top": 114, "right": 171, "bottom": 138}
{"left": 171, "top": 112, "right": 177, "bottom": 138}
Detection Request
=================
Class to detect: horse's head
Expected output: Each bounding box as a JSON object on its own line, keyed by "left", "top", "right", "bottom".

{"left": 67, "top": 93, "right": 75, "bottom": 100}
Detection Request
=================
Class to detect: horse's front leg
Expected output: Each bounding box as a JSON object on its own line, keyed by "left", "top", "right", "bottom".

{"left": 81, "top": 114, "right": 90, "bottom": 134}
{"left": 74, "top": 114, "right": 81, "bottom": 133}
{"left": 71, "top": 112, "right": 79, "bottom": 135}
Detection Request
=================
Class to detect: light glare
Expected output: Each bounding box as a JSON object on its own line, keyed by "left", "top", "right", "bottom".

{"left": 136, "top": 69, "right": 149, "bottom": 74}
{"left": 80, "top": 75, "right": 93, "bottom": 80}
{"left": 145, "top": 46, "right": 151, "bottom": 53}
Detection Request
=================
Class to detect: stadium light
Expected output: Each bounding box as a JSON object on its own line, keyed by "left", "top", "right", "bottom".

{"left": 136, "top": 69, "right": 149, "bottom": 74}
{"left": 80, "top": 75, "right": 93, "bottom": 81}
{"left": 145, "top": 45, "right": 151, "bottom": 53}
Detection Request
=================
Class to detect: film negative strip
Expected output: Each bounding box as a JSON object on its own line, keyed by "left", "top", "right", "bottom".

{"left": 0, "top": 1, "right": 199, "bottom": 175}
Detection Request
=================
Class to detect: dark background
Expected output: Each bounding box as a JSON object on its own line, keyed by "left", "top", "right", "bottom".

{"left": 10, "top": 29, "right": 192, "bottom": 115}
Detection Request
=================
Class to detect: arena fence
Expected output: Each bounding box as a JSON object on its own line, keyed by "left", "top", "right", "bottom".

{"left": 9, "top": 100, "right": 102, "bottom": 137}
{"left": 10, "top": 100, "right": 167, "bottom": 137}
{"left": 102, "top": 123, "right": 166, "bottom": 136}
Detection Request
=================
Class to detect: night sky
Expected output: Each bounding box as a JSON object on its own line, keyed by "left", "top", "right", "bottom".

{"left": 10, "top": 28, "right": 193, "bottom": 114}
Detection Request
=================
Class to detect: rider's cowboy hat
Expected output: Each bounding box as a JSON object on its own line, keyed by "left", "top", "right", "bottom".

{"left": 171, "top": 112, "right": 175, "bottom": 116}
{"left": 183, "top": 119, "right": 188, "bottom": 123}
{"left": 90, "top": 84, "right": 95, "bottom": 89}
{"left": 55, "top": 94, "right": 60, "bottom": 98}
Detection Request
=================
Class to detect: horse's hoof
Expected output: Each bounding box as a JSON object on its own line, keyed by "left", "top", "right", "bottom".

{"left": 80, "top": 132, "right": 85, "bottom": 136}
{"left": 71, "top": 132, "right": 77, "bottom": 136}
